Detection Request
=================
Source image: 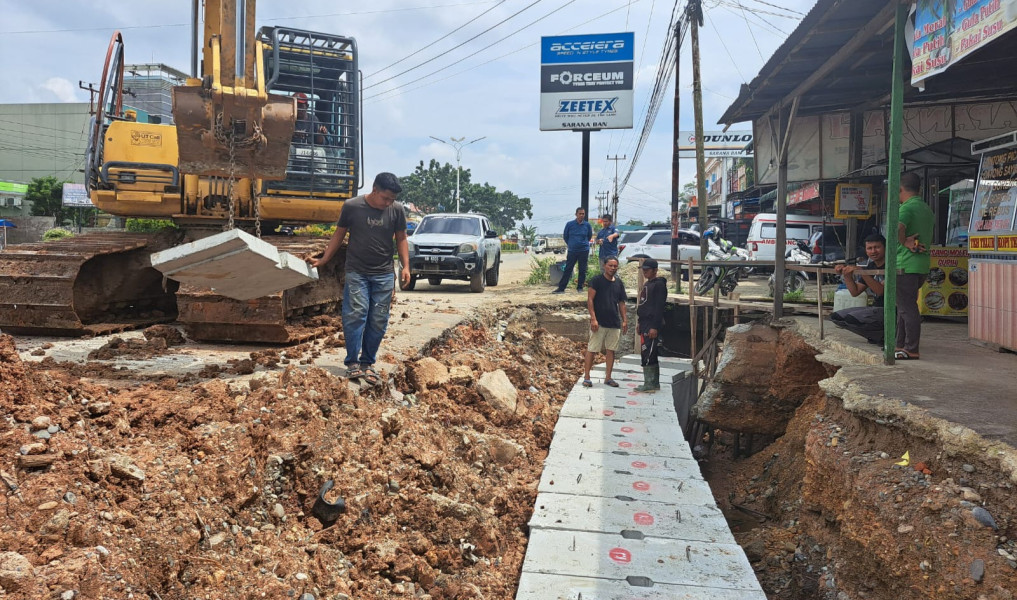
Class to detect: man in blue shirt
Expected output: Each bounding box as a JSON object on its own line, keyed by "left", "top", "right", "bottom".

{"left": 596, "top": 213, "right": 620, "bottom": 263}
{"left": 553, "top": 207, "right": 594, "bottom": 293}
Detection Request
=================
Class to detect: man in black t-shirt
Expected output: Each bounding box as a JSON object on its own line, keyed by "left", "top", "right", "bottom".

{"left": 310, "top": 173, "right": 409, "bottom": 386}
{"left": 582, "top": 256, "right": 627, "bottom": 388}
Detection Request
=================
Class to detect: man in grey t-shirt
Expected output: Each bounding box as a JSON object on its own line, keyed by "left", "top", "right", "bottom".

{"left": 310, "top": 172, "right": 410, "bottom": 385}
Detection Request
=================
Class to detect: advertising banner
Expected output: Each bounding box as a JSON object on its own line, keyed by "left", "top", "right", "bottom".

{"left": 919, "top": 246, "right": 970, "bottom": 316}
{"left": 677, "top": 130, "right": 753, "bottom": 158}
{"left": 540, "top": 33, "right": 634, "bottom": 132}
{"left": 0, "top": 181, "right": 28, "bottom": 195}
{"left": 912, "top": 0, "right": 1017, "bottom": 85}
{"left": 969, "top": 146, "right": 1017, "bottom": 237}
{"left": 61, "top": 183, "right": 91, "bottom": 207}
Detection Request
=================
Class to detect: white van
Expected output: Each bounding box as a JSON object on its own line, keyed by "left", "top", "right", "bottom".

{"left": 746, "top": 213, "right": 845, "bottom": 262}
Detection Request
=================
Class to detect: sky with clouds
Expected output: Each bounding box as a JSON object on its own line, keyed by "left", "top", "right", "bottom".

{"left": 0, "top": 0, "right": 816, "bottom": 232}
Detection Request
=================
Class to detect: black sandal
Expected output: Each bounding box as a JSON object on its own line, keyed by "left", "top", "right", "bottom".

{"left": 363, "top": 367, "right": 381, "bottom": 385}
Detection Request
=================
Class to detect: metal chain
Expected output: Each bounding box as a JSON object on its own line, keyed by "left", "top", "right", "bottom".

{"left": 225, "top": 118, "right": 237, "bottom": 232}
{"left": 212, "top": 112, "right": 266, "bottom": 234}
{"left": 253, "top": 194, "right": 261, "bottom": 238}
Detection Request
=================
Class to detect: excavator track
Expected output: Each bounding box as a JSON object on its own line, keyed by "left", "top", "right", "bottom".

{"left": 0, "top": 232, "right": 182, "bottom": 336}
{"left": 176, "top": 237, "right": 346, "bottom": 344}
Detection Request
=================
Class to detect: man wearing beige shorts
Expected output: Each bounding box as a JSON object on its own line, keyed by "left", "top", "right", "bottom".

{"left": 583, "top": 256, "right": 628, "bottom": 387}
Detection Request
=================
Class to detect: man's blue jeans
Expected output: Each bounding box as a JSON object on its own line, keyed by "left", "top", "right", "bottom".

{"left": 342, "top": 271, "right": 394, "bottom": 367}
{"left": 556, "top": 250, "right": 589, "bottom": 291}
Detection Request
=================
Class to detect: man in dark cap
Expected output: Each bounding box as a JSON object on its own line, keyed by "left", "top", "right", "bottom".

{"left": 635, "top": 258, "right": 668, "bottom": 392}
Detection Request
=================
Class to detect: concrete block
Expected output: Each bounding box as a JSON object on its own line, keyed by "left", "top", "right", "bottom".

{"left": 538, "top": 460, "right": 713, "bottom": 504}
{"left": 591, "top": 363, "right": 690, "bottom": 385}
{"left": 516, "top": 573, "right": 766, "bottom": 599}
{"left": 529, "top": 492, "right": 735, "bottom": 544}
{"left": 521, "top": 530, "right": 762, "bottom": 591}
{"left": 551, "top": 417, "right": 693, "bottom": 459}
{"left": 150, "top": 229, "right": 317, "bottom": 300}
{"left": 543, "top": 449, "right": 702, "bottom": 483}
{"left": 560, "top": 389, "right": 679, "bottom": 424}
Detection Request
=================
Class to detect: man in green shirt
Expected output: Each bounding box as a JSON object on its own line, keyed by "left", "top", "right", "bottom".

{"left": 895, "top": 171, "right": 934, "bottom": 360}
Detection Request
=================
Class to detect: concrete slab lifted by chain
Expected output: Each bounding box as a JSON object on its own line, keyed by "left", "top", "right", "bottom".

{"left": 150, "top": 229, "right": 318, "bottom": 301}
{"left": 518, "top": 355, "right": 766, "bottom": 600}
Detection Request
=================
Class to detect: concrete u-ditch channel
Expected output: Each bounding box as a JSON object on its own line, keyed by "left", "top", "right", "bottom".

{"left": 516, "top": 355, "right": 767, "bottom": 599}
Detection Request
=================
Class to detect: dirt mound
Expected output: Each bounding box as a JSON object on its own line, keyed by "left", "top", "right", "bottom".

{"left": 86, "top": 335, "right": 170, "bottom": 361}
{"left": 142, "top": 324, "right": 185, "bottom": 346}
{"left": 0, "top": 319, "right": 583, "bottom": 598}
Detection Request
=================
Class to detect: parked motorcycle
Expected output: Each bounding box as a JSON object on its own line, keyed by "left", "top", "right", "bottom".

{"left": 767, "top": 239, "right": 811, "bottom": 296}
{"left": 695, "top": 246, "right": 741, "bottom": 296}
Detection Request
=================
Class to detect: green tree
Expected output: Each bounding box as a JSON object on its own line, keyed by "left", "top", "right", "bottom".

{"left": 624, "top": 219, "right": 645, "bottom": 226}
{"left": 460, "top": 182, "right": 533, "bottom": 233}
{"left": 518, "top": 224, "right": 538, "bottom": 247}
{"left": 27, "top": 176, "right": 71, "bottom": 226}
{"left": 398, "top": 159, "right": 465, "bottom": 214}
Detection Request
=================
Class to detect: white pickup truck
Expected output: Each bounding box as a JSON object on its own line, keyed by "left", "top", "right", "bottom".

{"left": 404, "top": 213, "right": 502, "bottom": 293}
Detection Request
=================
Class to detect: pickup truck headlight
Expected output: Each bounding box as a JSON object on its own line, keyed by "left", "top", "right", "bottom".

{"left": 458, "top": 242, "right": 478, "bottom": 253}
{"left": 407, "top": 240, "right": 416, "bottom": 255}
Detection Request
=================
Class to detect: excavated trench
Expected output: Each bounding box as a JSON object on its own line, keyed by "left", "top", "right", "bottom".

{"left": 696, "top": 322, "right": 1017, "bottom": 600}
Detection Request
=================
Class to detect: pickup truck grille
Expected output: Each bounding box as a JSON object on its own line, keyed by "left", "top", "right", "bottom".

{"left": 415, "top": 245, "right": 458, "bottom": 256}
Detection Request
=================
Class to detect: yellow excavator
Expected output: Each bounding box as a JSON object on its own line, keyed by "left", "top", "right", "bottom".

{"left": 0, "top": 0, "right": 360, "bottom": 343}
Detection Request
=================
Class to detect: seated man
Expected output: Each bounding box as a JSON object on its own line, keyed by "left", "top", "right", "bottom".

{"left": 830, "top": 233, "right": 886, "bottom": 345}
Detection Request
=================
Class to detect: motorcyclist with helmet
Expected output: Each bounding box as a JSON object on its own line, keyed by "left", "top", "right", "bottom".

{"left": 702, "top": 225, "right": 737, "bottom": 256}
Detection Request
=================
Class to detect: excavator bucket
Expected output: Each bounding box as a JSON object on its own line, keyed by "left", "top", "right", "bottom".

{"left": 172, "top": 85, "right": 296, "bottom": 180}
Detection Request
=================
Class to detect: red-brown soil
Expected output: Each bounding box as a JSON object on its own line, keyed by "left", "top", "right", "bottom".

{"left": 0, "top": 317, "right": 583, "bottom": 599}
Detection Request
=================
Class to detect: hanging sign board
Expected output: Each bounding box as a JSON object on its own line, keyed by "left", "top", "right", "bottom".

{"left": 911, "top": 0, "right": 1017, "bottom": 85}
{"left": 540, "top": 33, "right": 634, "bottom": 131}
{"left": 835, "top": 183, "right": 874, "bottom": 218}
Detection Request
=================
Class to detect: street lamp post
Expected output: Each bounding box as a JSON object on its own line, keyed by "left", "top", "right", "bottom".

{"left": 429, "top": 135, "right": 486, "bottom": 213}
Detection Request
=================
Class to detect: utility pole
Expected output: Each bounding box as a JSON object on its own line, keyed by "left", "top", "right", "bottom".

{"left": 595, "top": 191, "right": 609, "bottom": 218}
{"left": 690, "top": 0, "right": 709, "bottom": 259}
{"left": 670, "top": 17, "right": 682, "bottom": 287}
{"left": 607, "top": 154, "right": 626, "bottom": 223}
{"left": 429, "top": 135, "right": 486, "bottom": 213}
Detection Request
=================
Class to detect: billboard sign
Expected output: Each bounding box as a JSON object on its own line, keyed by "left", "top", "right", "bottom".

{"left": 61, "top": 183, "right": 91, "bottom": 207}
{"left": 677, "top": 130, "right": 753, "bottom": 158}
{"left": 540, "top": 33, "right": 634, "bottom": 131}
{"left": 912, "top": 0, "right": 1017, "bottom": 85}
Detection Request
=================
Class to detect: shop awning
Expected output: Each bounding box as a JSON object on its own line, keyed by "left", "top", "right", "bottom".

{"left": 720, "top": 0, "right": 1017, "bottom": 125}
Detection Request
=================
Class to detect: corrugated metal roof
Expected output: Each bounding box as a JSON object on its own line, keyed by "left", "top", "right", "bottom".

{"left": 720, "top": 0, "right": 1017, "bottom": 125}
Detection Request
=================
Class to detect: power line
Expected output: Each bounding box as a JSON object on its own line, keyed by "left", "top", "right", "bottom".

{"left": 365, "top": 0, "right": 579, "bottom": 102}
{"left": 708, "top": 15, "right": 745, "bottom": 81}
{"left": 365, "top": 0, "right": 508, "bottom": 80}
{"left": 734, "top": 1, "right": 765, "bottom": 60}
{"left": 363, "top": 0, "right": 546, "bottom": 91}
{"left": 618, "top": 0, "right": 686, "bottom": 194}
{"left": 0, "top": 2, "right": 501, "bottom": 35}
{"left": 743, "top": 0, "right": 805, "bottom": 17}
{"left": 366, "top": 0, "right": 639, "bottom": 104}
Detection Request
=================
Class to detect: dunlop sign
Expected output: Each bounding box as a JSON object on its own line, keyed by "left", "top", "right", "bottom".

{"left": 540, "top": 33, "right": 634, "bottom": 131}
{"left": 677, "top": 130, "right": 754, "bottom": 158}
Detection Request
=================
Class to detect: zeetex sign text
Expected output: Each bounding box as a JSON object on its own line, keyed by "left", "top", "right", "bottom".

{"left": 540, "top": 33, "right": 634, "bottom": 131}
